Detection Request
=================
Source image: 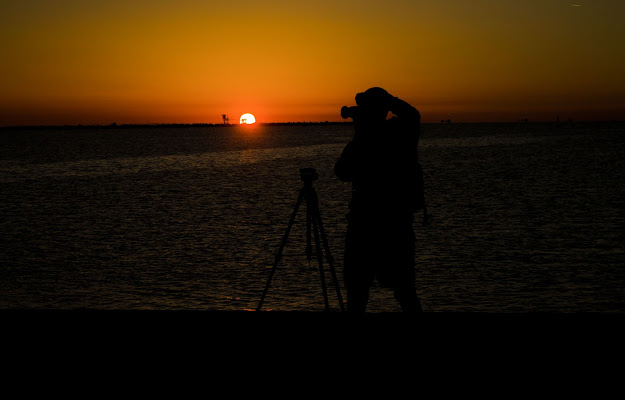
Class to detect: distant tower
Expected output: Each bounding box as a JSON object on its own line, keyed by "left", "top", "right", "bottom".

{"left": 222, "top": 114, "right": 229, "bottom": 125}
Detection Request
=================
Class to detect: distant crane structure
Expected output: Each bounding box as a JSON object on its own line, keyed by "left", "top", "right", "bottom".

{"left": 222, "top": 114, "right": 230, "bottom": 125}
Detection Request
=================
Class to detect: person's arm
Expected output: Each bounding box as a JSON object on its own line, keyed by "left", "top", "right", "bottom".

{"left": 389, "top": 97, "right": 420, "bottom": 125}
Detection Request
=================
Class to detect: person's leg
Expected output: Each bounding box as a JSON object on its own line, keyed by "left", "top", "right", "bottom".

{"left": 347, "top": 285, "right": 371, "bottom": 313}
{"left": 392, "top": 217, "right": 423, "bottom": 312}
{"left": 344, "top": 220, "right": 374, "bottom": 312}
{"left": 394, "top": 285, "right": 423, "bottom": 312}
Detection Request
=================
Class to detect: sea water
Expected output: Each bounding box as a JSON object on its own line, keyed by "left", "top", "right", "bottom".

{"left": 1, "top": 122, "right": 624, "bottom": 312}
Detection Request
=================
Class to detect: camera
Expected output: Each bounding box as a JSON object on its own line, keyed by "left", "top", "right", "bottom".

{"left": 300, "top": 168, "right": 318, "bottom": 182}
{"left": 341, "top": 106, "right": 359, "bottom": 120}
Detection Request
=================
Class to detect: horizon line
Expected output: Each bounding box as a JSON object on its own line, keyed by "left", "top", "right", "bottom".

{"left": 2, "top": 118, "right": 624, "bottom": 130}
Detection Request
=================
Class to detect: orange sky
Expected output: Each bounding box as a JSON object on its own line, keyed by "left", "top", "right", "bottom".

{"left": 1, "top": 0, "right": 624, "bottom": 126}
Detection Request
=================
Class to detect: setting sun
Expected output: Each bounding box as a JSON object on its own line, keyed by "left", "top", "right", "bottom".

{"left": 240, "top": 113, "right": 256, "bottom": 124}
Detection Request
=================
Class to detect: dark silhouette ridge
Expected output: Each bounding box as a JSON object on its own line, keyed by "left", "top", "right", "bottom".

{"left": 335, "top": 87, "right": 425, "bottom": 313}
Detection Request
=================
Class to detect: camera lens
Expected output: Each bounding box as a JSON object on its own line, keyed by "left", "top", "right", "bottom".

{"left": 341, "top": 106, "right": 359, "bottom": 120}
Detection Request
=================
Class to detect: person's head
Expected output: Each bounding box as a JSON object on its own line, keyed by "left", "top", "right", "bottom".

{"left": 355, "top": 87, "right": 392, "bottom": 122}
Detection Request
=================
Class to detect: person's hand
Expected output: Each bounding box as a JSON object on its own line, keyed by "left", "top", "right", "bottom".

{"left": 385, "top": 94, "right": 398, "bottom": 113}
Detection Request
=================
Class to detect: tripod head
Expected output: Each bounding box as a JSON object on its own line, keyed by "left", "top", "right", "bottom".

{"left": 300, "top": 168, "right": 318, "bottom": 184}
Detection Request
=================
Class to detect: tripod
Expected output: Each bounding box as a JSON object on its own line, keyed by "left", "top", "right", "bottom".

{"left": 256, "top": 168, "right": 345, "bottom": 312}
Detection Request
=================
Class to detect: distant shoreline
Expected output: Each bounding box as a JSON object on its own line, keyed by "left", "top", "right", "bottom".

{"left": 1, "top": 120, "right": 622, "bottom": 131}
{"left": 0, "top": 121, "right": 352, "bottom": 130}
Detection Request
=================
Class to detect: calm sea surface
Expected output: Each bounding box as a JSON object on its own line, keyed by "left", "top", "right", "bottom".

{"left": 1, "top": 122, "right": 624, "bottom": 312}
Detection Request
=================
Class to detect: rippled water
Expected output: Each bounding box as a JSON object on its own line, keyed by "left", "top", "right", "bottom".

{"left": 1, "top": 122, "right": 624, "bottom": 312}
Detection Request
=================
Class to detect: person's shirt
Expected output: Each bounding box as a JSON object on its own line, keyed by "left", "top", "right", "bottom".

{"left": 335, "top": 99, "right": 423, "bottom": 215}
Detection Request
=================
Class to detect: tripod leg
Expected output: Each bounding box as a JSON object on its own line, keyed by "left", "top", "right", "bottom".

{"left": 311, "top": 212, "right": 330, "bottom": 311}
{"left": 256, "top": 188, "right": 305, "bottom": 311}
{"left": 314, "top": 206, "right": 346, "bottom": 312}
{"left": 305, "top": 198, "right": 312, "bottom": 263}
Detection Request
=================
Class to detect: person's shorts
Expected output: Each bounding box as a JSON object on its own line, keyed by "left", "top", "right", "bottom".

{"left": 344, "top": 213, "right": 415, "bottom": 289}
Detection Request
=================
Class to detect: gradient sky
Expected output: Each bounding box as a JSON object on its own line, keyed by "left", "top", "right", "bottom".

{"left": 1, "top": 0, "right": 624, "bottom": 125}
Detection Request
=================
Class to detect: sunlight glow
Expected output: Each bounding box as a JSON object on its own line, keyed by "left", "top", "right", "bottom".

{"left": 240, "top": 113, "right": 256, "bottom": 124}
{"left": 2, "top": 2, "right": 624, "bottom": 125}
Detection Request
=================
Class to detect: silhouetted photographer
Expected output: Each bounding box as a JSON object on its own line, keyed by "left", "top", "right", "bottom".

{"left": 335, "top": 87, "right": 425, "bottom": 312}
